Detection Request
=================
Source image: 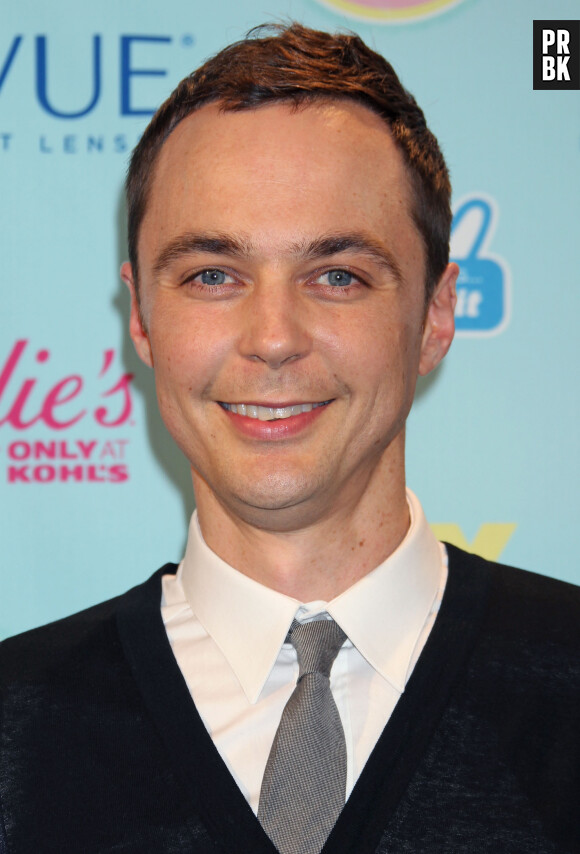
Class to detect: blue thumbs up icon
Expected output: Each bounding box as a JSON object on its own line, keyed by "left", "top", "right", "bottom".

{"left": 450, "top": 195, "right": 510, "bottom": 336}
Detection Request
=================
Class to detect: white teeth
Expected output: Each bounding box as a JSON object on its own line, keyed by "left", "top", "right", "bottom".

{"left": 222, "top": 401, "right": 330, "bottom": 421}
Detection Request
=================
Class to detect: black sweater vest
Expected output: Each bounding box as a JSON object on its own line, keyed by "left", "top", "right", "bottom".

{"left": 1, "top": 546, "right": 579, "bottom": 853}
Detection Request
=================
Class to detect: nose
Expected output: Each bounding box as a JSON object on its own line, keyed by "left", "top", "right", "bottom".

{"left": 238, "top": 277, "right": 312, "bottom": 369}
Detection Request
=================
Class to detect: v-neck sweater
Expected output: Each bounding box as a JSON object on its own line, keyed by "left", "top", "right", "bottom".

{"left": 1, "top": 545, "right": 579, "bottom": 853}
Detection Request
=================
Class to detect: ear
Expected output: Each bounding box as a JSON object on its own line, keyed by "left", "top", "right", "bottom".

{"left": 418, "top": 262, "right": 459, "bottom": 376}
{"left": 120, "top": 261, "right": 154, "bottom": 368}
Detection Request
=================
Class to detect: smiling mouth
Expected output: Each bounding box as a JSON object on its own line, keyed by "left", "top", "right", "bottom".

{"left": 219, "top": 400, "right": 333, "bottom": 421}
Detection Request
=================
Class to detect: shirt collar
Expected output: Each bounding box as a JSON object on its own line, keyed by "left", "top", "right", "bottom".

{"left": 180, "top": 489, "right": 443, "bottom": 703}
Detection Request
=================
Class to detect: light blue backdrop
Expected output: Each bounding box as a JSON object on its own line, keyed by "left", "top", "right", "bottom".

{"left": 1, "top": 0, "right": 578, "bottom": 638}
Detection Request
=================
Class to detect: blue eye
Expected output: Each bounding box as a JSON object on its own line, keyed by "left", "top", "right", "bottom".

{"left": 199, "top": 269, "right": 227, "bottom": 285}
{"left": 326, "top": 270, "right": 353, "bottom": 287}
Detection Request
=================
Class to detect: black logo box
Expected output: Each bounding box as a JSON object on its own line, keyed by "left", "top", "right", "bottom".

{"left": 533, "top": 20, "right": 580, "bottom": 90}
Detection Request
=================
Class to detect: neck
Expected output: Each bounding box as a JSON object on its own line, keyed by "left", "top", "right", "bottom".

{"left": 192, "top": 453, "right": 410, "bottom": 602}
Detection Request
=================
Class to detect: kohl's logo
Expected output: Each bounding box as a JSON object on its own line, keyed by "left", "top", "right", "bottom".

{"left": 0, "top": 33, "right": 195, "bottom": 119}
{"left": 0, "top": 340, "right": 133, "bottom": 430}
{"left": 0, "top": 341, "right": 135, "bottom": 484}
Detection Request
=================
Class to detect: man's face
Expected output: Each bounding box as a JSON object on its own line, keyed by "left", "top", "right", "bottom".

{"left": 124, "top": 100, "right": 456, "bottom": 531}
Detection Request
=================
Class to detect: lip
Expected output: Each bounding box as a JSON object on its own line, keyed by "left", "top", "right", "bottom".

{"left": 218, "top": 399, "right": 333, "bottom": 439}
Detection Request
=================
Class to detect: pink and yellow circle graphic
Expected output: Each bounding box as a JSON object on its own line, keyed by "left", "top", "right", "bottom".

{"left": 313, "top": 0, "right": 467, "bottom": 23}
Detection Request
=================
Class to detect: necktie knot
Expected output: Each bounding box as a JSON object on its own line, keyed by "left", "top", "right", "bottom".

{"left": 288, "top": 619, "right": 346, "bottom": 680}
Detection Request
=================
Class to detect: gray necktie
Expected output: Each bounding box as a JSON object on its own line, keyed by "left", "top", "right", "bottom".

{"left": 258, "top": 619, "right": 347, "bottom": 854}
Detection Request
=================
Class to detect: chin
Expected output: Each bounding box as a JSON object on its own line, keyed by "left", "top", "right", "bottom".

{"left": 225, "top": 469, "right": 326, "bottom": 530}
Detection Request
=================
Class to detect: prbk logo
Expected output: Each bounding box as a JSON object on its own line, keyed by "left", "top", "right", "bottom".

{"left": 0, "top": 341, "right": 134, "bottom": 484}
{"left": 450, "top": 195, "right": 510, "bottom": 337}
{"left": 533, "top": 21, "right": 580, "bottom": 90}
{"left": 311, "top": 0, "right": 467, "bottom": 24}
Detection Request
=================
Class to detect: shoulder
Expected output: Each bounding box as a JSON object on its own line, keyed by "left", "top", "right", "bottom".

{"left": 0, "top": 565, "right": 189, "bottom": 851}
{"left": 445, "top": 542, "right": 580, "bottom": 636}
{"left": 443, "top": 543, "right": 580, "bottom": 694}
{"left": 0, "top": 564, "right": 177, "bottom": 688}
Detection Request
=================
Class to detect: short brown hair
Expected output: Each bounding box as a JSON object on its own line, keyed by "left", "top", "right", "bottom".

{"left": 126, "top": 22, "right": 451, "bottom": 302}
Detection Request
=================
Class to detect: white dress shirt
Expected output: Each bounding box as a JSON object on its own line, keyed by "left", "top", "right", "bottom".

{"left": 161, "top": 489, "right": 447, "bottom": 814}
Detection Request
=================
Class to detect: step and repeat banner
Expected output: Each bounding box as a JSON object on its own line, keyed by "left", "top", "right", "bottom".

{"left": 1, "top": 0, "right": 579, "bottom": 637}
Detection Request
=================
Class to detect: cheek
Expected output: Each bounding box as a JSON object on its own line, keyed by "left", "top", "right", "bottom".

{"left": 352, "top": 313, "right": 423, "bottom": 408}
{"left": 348, "top": 309, "right": 418, "bottom": 369}
{"left": 148, "top": 305, "right": 229, "bottom": 390}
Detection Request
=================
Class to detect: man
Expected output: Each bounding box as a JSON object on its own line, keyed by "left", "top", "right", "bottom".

{"left": 1, "top": 23, "right": 578, "bottom": 854}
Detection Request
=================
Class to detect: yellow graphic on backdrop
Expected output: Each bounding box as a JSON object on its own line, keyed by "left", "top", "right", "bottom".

{"left": 313, "top": 0, "right": 467, "bottom": 24}
{"left": 430, "top": 524, "right": 517, "bottom": 562}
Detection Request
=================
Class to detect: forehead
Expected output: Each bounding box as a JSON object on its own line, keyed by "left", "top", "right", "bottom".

{"left": 139, "top": 99, "right": 421, "bottom": 270}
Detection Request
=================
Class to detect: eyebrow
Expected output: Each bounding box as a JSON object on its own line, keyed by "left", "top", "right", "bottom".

{"left": 300, "top": 234, "right": 404, "bottom": 285}
{"left": 152, "top": 230, "right": 404, "bottom": 284}
{"left": 152, "top": 233, "right": 252, "bottom": 278}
